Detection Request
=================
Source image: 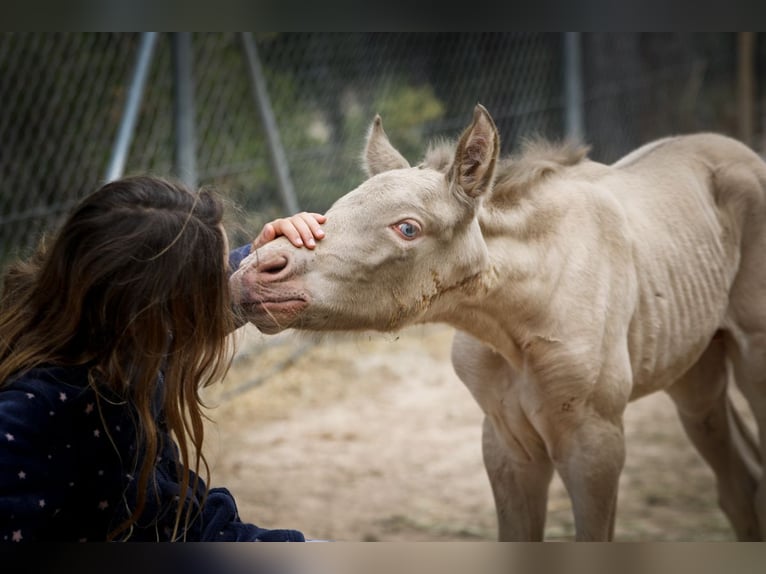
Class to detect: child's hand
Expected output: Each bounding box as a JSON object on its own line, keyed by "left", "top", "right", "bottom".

{"left": 252, "top": 212, "right": 327, "bottom": 250}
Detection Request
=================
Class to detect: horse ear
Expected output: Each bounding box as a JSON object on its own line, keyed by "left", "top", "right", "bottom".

{"left": 448, "top": 104, "right": 500, "bottom": 198}
{"left": 363, "top": 115, "right": 410, "bottom": 176}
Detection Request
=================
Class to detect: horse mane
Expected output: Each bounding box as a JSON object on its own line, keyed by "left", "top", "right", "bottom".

{"left": 494, "top": 138, "right": 591, "bottom": 199}
{"left": 422, "top": 136, "right": 590, "bottom": 199}
{"left": 421, "top": 138, "right": 455, "bottom": 172}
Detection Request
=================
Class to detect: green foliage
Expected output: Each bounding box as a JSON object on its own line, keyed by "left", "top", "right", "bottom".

{"left": 283, "top": 76, "right": 447, "bottom": 217}
{"left": 343, "top": 80, "right": 446, "bottom": 167}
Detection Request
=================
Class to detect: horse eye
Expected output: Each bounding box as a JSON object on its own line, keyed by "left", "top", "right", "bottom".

{"left": 395, "top": 221, "right": 421, "bottom": 240}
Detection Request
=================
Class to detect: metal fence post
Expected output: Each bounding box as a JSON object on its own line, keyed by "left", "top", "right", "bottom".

{"left": 241, "top": 32, "right": 300, "bottom": 214}
{"left": 563, "top": 32, "right": 585, "bottom": 143}
{"left": 172, "top": 32, "right": 198, "bottom": 189}
{"left": 104, "top": 32, "right": 158, "bottom": 183}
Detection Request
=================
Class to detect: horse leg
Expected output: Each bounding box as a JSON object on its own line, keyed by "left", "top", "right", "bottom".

{"left": 724, "top": 326, "right": 766, "bottom": 538}
{"left": 721, "top": 218, "right": 766, "bottom": 538}
{"left": 526, "top": 347, "right": 633, "bottom": 541}
{"left": 482, "top": 415, "right": 554, "bottom": 541}
{"left": 452, "top": 331, "right": 553, "bottom": 540}
{"left": 665, "top": 336, "right": 760, "bottom": 540}
{"left": 550, "top": 414, "right": 626, "bottom": 541}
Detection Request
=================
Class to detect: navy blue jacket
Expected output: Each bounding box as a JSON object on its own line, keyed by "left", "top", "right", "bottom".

{"left": 0, "top": 244, "right": 305, "bottom": 542}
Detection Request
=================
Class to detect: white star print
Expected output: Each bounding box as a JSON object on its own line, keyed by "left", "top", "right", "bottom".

{"left": 98, "top": 500, "right": 109, "bottom": 510}
{"left": 39, "top": 499, "right": 46, "bottom": 508}
{"left": 25, "top": 392, "right": 34, "bottom": 399}
{"left": 59, "top": 392, "right": 67, "bottom": 402}
{"left": 18, "top": 470, "right": 26, "bottom": 479}
{"left": 85, "top": 403, "right": 94, "bottom": 414}
{"left": 12, "top": 530, "right": 22, "bottom": 542}
{"left": 93, "top": 429, "right": 100, "bottom": 438}
{"left": 4, "top": 433, "right": 13, "bottom": 441}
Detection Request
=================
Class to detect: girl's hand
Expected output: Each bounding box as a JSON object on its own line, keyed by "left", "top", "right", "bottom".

{"left": 252, "top": 212, "right": 327, "bottom": 250}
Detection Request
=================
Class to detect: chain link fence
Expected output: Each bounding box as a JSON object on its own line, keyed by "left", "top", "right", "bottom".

{"left": 1, "top": 32, "right": 763, "bottom": 263}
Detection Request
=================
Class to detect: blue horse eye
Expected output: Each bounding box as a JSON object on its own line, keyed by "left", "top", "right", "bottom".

{"left": 398, "top": 222, "right": 418, "bottom": 238}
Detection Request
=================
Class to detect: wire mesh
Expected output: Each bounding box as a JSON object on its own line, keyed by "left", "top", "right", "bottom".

{"left": 0, "top": 32, "right": 761, "bottom": 263}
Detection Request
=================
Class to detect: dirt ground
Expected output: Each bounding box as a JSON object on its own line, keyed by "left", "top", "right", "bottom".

{"left": 201, "top": 323, "right": 742, "bottom": 542}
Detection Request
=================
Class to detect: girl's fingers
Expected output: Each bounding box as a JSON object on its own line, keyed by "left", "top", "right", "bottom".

{"left": 252, "top": 213, "right": 327, "bottom": 250}
{"left": 296, "top": 213, "right": 326, "bottom": 247}
{"left": 251, "top": 223, "right": 276, "bottom": 250}
{"left": 289, "top": 216, "right": 314, "bottom": 247}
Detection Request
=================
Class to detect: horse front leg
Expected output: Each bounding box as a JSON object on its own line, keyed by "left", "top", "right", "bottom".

{"left": 525, "top": 347, "right": 632, "bottom": 541}
{"left": 482, "top": 416, "right": 554, "bottom": 541}
{"left": 452, "top": 331, "right": 555, "bottom": 540}
{"left": 551, "top": 414, "right": 626, "bottom": 541}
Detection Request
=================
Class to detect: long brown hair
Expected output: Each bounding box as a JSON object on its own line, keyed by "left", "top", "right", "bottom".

{"left": 0, "top": 176, "right": 236, "bottom": 540}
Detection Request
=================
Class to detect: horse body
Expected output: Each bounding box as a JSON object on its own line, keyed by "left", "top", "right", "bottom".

{"left": 609, "top": 135, "right": 750, "bottom": 396}
{"left": 231, "top": 107, "right": 766, "bottom": 540}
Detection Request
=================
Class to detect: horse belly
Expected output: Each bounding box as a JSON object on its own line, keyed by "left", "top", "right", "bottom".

{"left": 627, "top": 248, "right": 733, "bottom": 400}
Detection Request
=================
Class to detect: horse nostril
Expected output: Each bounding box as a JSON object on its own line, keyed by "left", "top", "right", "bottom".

{"left": 255, "top": 254, "right": 289, "bottom": 276}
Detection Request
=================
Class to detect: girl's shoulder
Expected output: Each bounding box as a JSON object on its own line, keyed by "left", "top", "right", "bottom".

{"left": 0, "top": 364, "right": 133, "bottom": 468}
{"left": 2, "top": 364, "right": 93, "bottom": 403}
{"left": 0, "top": 366, "right": 92, "bottom": 470}
{"left": 10, "top": 363, "right": 89, "bottom": 383}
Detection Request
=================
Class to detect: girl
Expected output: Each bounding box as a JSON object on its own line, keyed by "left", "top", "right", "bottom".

{"left": 0, "top": 176, "right": 325, "bottom": 542}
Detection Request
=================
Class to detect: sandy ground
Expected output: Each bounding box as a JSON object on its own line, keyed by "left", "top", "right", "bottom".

{"left": 200, "top": 323, "right": 742, "bottom": 542}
